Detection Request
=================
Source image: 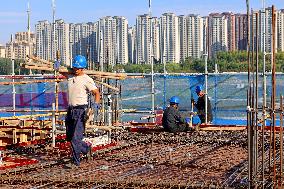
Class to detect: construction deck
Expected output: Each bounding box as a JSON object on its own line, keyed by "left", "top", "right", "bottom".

{"left": 0, "top": 129, "right": 251, "bottom": 188}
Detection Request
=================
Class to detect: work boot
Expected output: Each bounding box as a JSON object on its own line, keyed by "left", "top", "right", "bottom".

{"left": 63, "top": 162, "right": 79, "bottom": 169}
{"left": 195, "top": 123, "right": 200, "bottom": 131}
{"left": 84, "top": 145, "right": 92, "bottom": 161}
{"left": 187, "top": 125, "right": 195, "bottom": 132}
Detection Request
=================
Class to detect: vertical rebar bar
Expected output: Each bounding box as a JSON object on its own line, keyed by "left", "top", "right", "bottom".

{"left": 280, "top": 95, "right": 284, "bottom": 188}
{"left": 255, "top": 12, "right": 259, "bottom": 186}
{"left": 251, "top": 10, "right": 256, "bottom": 182}
{"left": 246, "top": 1, "right": 252, "bottom": 187}
{"left": 261, "top": 2, "right": 267, "bottom": 188}
{"left": 271, "top": 5, "right": 276, "bottom": 186}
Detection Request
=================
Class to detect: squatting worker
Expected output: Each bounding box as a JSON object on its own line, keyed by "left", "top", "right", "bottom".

{"left": 162, "top": 96, "right": 192, "bottom": 133}
{"left": 61, "top": 55, "right": 101, "bottom": 166}
{"left": 191, "top": 85, "right": 213, "bottom": 124}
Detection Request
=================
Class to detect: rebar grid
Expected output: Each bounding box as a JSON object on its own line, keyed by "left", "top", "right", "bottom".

{"left": 0, "top": 131, "right": 250, "bottom": 188}
{"left": 246, "top": 4, "right": 284, "bottom": 188}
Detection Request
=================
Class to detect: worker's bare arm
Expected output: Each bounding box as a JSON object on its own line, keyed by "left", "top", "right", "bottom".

{"left": 91, "top": 88, "right": 101, "bottom": 103}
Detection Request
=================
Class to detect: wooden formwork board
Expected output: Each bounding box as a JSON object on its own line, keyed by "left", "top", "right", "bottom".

{"left": 200, "top": 126, "right": 246, "bottom": 131}
{"left": 22, "top": 120, "right": 52, "bottom": 127}
{"left": 0, "top": 119, "right": 64, "bottom": 128}
{"left": 0, "top": 129, "right": 48, "bottom": 144}
{"left": 0, "top": 119, "right": 55, "bottom": 146}
{"left": 0, "top": 132, "right": 47, "bottom": 143}
{"left": 0, "top": 120, "right": 21, "bottom": 127}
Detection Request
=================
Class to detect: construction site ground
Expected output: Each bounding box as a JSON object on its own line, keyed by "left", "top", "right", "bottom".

{"left": 0, "top": 129, "right": 250, "bottom": 188}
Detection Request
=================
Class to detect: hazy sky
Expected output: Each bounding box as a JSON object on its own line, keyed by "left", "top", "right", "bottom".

{"left": 0, "top": 0, "right": 283, "bottom": 44}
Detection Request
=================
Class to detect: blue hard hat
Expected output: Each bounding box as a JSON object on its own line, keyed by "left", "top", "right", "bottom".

{"left": 72, "top": 55, "right": 87, "bottom": 69}
{"left": 169, "top": 96, "right": 180, "bottom": 104}
{"left": 195, "top": 85, "right": 203, "bottom": 93}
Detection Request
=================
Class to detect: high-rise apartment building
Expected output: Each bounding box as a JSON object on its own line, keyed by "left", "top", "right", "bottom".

{"left": 152, "top": 17, "right": 160, "bottom": 63}
{"left": 258, "top": 7, "right": 276, "bottom": 53}
{"left": 54, "top": 19, "right": 70, "bottom": 65}
{"left": 187, "top": 14, "right": 204, "bottom": 58}
{"left": 36, "top": 20, "right": 70, "bottom": 65}
{"left": 128, "top": 27, "right": 136, "bottom": 63}
{"left": 6, "top": 32, "right": 35, "bottom": 59}
{"left": 178, "top": 15, "right": 187, "bottom": 62}
{"left": 114, "top": 16, "right": 129, "bottom": 65}
{"left": 0, "top": 45, "right": 5, "bottom": 58}
{"left": 135, "top": 14, "right": 151, "bottom": 64}
{"left": 222, "top": 12, "right": 236, "bottom": 51}
{"left": 277, "top": 10, "right": 284, "bottom": 51}
{"left": 99, "top": 17, "right": 116, "bottom": 67}
{"left": 235, "top": 14, "right": 247, "bottom": 51}
{"left": 208, "top": 13, "right": 228, "bottom": 57}
{"left": 160, "top": 13, "right": 180, "bottom": 63}
{"left": 98, "top": 16, "right": 129, "bottom": 67}
{"left": 35, "top": 20, "right": 52, "bottom": 61}
{"left": 202, "top": 17, "right": 208, "bottom": 54}
{"left": 69, "top": 22, "right": 99, "bottom": 68}
{"left": 178, "top": 14, "right": 204, "bottom": 61}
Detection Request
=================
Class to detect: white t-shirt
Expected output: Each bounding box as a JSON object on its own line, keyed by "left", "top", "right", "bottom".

{"left": 67, "top": 74, "right": 97, "bottom": 106}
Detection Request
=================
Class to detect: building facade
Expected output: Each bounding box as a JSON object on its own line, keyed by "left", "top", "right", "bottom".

{"left": 208, "top": 13, "right": 228, "bottom": 58}
{"left": 135, "top": 14, "right": 151, "bottom": 64}
{"left": 0, "top": 45, "right": 5, "bottom": 58}
{"left": 6, "top": 32, "right": 35, "bottom": 59}
{"left": 277, "top": 10, "right": 284, "bottom": 51}
{"left": 235, "top": 14, "right": 247, "bottom": 51}
{"left": 160, "top": 13, "right": 180, "bottom": 63}
{"left": 35, "top": 20, "right": 52, "bottom": 61}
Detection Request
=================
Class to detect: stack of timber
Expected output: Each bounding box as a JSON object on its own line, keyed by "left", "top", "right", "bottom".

{"left": 22, "top": 55, "right": 127, "bottom": 80}
{"left": 0, "top": 118, "right": 63, "bottom": 147}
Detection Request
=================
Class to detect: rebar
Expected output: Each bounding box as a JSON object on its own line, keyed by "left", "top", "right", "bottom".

{"left": 0, "top": 131, "right": 249, "bottom": 188}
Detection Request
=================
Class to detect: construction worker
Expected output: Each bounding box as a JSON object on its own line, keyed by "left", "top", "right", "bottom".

{"left": 62, "top": 55, "right": 101, "bottom": 167}
{"left": 191, "top": 85, "right": 213, "bottom": 124}
{"left": 162, "top": 96, "right": 192, "bottom": 133}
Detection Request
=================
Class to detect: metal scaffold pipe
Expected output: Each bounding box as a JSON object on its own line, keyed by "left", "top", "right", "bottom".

{"left": 149, "top": 0, "right": 155, "bottom": 122}
{"left": 204, "top": 17, "right": 209, "bottom": 124}
{"left": 52, "top": 103, "right": 56, "bottom": 147}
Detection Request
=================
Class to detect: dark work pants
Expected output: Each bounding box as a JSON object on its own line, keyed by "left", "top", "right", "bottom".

{"left": 198, "top": 114, "right": 212, "bottom": 124}
{"left": 164, "top": 124, "right": 189, "bottom": 133}
{"left": 65, "top": 106, "right": 89, "bottom": 166}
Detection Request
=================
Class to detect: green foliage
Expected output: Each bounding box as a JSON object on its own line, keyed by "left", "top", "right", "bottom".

{"left": 0, "top": 51, "right": 283, "bottom": 74}
{"left": 0, "top": 58, "right": 31, "bottom": 75}
{"left": 111, "top": 51, "right": 284, "bottom": 73}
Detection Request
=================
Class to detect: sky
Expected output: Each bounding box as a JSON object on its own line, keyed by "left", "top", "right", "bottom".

{"left": 0, "top": 0, "right": 283, "bottom": 44}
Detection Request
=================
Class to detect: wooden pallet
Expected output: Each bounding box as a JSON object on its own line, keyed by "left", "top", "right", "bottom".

{"left": 0, "top": 119, "right": 63, "bottom": 147}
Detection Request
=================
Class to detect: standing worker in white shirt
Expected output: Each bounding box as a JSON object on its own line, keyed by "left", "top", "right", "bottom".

{"left": 61, "top": 55, "right": 101, "bottom": 167}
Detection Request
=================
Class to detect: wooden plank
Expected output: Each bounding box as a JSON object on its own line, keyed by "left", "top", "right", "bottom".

{"left": 0, "top": 132, "right": 6, "bottom": 137}
{"left": 85, "top": 125, "right": 123, "bottom": 131}
{"left": 0, "top": 79, "right": 63, "bottom": 86}
{"left": 21, "top": 63, "right": 127, "bottom": 80}
{"left": 200, "top": 126, "right": 246, "bottom": 131}
{"left": 19, "top": 134, "right": 28, "bottom": 143}
{"left": 2, "top": 120, "right": 20, "bottom": 126}
{"left": 28, "top": 55, "right": 54, "bottom": 66}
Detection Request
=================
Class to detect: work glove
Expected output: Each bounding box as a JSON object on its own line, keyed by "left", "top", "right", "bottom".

{"left": 53, "top": 60, "right": 60, "bottom": 71}
{"left": 185, "top": 117, "right": 191, "bottom": 123}
{"left": 92, "top": 102, "right": 101, "bottom": 110}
